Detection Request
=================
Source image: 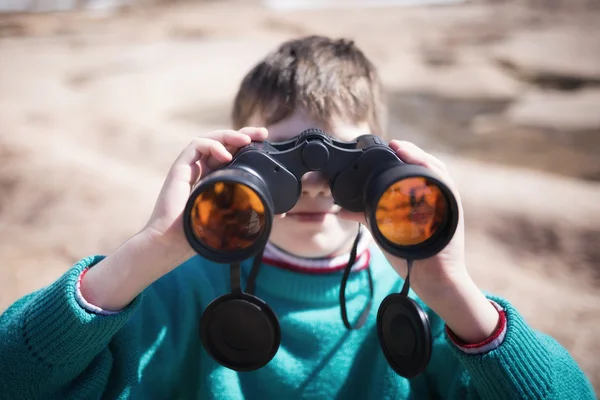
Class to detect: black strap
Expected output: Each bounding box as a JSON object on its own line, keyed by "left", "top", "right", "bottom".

{"left": 245, "top": 248, "right": 265, "bottom": 295}
{"left": 230, "top": 262, "right": 242, "bottom": 295}
{"left": 340, "top": 224, "right": 374, "bottom": 330}
{"left": 400, "top": 259, "right": 414, "bottom": 296}
{"left": 229, "top": 248, "right": 264, "bottom": 296}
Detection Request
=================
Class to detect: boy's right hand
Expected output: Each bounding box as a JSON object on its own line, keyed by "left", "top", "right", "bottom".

{"left": 80, "top": 127, "right": 267, "bottom": 312}
{"left": 144, "top": 127, "right": 269, "bottom": 264}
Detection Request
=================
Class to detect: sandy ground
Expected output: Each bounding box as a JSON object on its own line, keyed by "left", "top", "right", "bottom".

{"left": 0, "top": 0, "right": 599, "bottom": 394}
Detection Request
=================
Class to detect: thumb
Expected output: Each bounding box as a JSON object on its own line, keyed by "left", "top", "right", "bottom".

{"left": 338, "top": 209, "right": 367, "bottom": 225}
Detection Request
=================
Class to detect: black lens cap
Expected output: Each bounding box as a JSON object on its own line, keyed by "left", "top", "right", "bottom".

{"left": 200, "top": 293, "right": 281, "bottom": 372}
{"left": 377, "top": 294, "right": 432, "bottom": 379}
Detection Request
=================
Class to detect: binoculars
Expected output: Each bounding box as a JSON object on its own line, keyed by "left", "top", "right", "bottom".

{"left": 182, "top": 128, "right": 459, "bottom": 377}
{"left": 183, "top": 128, "right": 459, "bottom": 264}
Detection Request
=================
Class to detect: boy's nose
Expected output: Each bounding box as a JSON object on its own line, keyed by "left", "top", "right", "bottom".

{"left": 301, "top": 172, "right": 330, "bottom": 197}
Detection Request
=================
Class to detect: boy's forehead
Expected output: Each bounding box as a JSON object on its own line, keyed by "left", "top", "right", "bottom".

{"left": 251, "top": 110, "right": 371, "bottom": 143}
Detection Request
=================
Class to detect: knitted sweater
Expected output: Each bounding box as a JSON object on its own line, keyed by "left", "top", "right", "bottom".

{"left": 0, "top": 244, "right": 595, "bottom": 399}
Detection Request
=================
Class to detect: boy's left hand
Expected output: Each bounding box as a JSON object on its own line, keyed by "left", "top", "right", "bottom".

{"left": 339, "top": 140, "right": 500, "bottom": 344}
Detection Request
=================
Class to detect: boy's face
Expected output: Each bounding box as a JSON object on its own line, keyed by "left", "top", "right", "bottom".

{"left": 251, "top": 109, "right": 372, "bottom": 258}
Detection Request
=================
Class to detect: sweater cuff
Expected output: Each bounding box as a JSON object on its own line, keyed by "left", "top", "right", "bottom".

{"left": 446, "top": 300, "right": 507, "bottom": 354}
{"left": 75, "top": 268, "right": 122, "bottom": 315}
{"left": 22, "top": 255, "right": 142, "bottom": 366}
{"left": 445, "top": 295, "right": 553, "bottom": 398}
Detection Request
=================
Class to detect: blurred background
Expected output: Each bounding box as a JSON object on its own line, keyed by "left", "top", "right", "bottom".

{"left": 0, "top": 0, "right": 599, "bottom": 393}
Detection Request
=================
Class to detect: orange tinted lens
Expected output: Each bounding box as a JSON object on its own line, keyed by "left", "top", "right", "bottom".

{"left": 191, "top": 182, "right": 266, "bottom": 251}
{"left": 375, "top": 177, "right": 447, "bottom": 246}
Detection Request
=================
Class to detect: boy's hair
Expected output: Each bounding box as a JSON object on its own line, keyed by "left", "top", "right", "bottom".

{"left": 232, "top": 35, "right": 386, "bottom": 136}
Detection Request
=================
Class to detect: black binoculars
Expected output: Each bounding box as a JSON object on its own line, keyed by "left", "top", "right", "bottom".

{"left": 182, "top": 128, "right": 459, "bottom": 377}
{"left": 183, "top": 128, "right": 459, "bottom": 264}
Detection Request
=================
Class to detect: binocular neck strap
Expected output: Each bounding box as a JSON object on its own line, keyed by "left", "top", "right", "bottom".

{"left": 400, "top": 260, "right": 414, "bottom": 297}
{"left": 229, "top": 263, "right": 243, "bottom": 295}
{"left": 340, "top": 224, "right": 374, "bottom": 331}
{"left": 229, "top": 249, "right": 265, "bottom": 296}
{"left": 245, "top": 249, "right": 264, "bottom": 295}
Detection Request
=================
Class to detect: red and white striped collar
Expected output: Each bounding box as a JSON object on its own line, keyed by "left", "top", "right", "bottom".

{"left": 262, "top": 227, "right": 372, "bottom": 274}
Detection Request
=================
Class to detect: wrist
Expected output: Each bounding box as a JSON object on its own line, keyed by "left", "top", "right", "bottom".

{"left": 80, "top": 230, "right": 192, "bottom": 311}
{"left": 416, "top": 273, "right": 500, "bottom": 344}
{"left": 140, "top": 226, "right": 196, "bottom": 268}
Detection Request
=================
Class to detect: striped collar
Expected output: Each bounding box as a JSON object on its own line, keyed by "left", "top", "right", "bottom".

{"left": 262, "top": 226, "right": 372, "bottom": 274}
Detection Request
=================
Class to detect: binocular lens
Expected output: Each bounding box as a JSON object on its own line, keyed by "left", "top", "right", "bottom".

{"left": 375, "top": 177, "right": 447, "bottom": 246}
{"left": 190, "top": 182, "right": 267, "bottom": 251}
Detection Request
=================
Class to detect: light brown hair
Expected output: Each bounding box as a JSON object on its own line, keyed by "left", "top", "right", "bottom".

{"left": 232, "top": 35, "right": 386, "bottom": 136}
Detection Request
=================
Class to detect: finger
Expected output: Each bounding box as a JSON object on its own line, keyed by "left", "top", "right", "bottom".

{"left": 204, "top": 146, "right": 235, "bottom": 170}
{"left": 199, "top": 128, "right": 266, "bottom": 172}
{"left": 201, "top": 128, "right": 264, "bottom": 145}
{"left": 215, "top": 127, "right": 269, "bottom": 168}
{"left": 220, "top": 130, "right": 256, "bottom": 158}
{"left": 221, "top": 130, "right": 252, "bottom": 148}
{"left": 389, "top": 140, "right": 447, "bottom": 173}
{"left": 188, "top": 160, "right": 202, "bottom": 186}
{"left": 177, "top": 137, "right": 231, "bottom": 167}
{"left": 213, "top": 128, "right": 268, "bottom": 157}
{"left": 389, "top": 140, "right": 462, "bottom": 203}
{"left": 197, "top": 139, "right": 232, "bottom": 165}
{"left": 238, "top": 126, "right": 268, "bottom": 141}
{"left": 201, "top": 129, "right": 248, "bottom": 148}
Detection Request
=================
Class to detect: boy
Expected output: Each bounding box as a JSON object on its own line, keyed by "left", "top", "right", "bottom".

{"left": 0, "top": 35, "right": 595, "bottom": 399}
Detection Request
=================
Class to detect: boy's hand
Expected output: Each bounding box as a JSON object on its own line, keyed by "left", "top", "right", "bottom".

{"left": 339, "top": 140, "right": 500, "bottom": 344}
{"left": 143, "top": 127, "right": 269, "bottom": 265}
{"left": 80, "top": 127, "right": 268, "bottom": 312}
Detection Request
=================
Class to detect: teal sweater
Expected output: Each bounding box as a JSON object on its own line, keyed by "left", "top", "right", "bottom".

{"left": 0, "top": 246, "right": 595, "bottom": 399}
